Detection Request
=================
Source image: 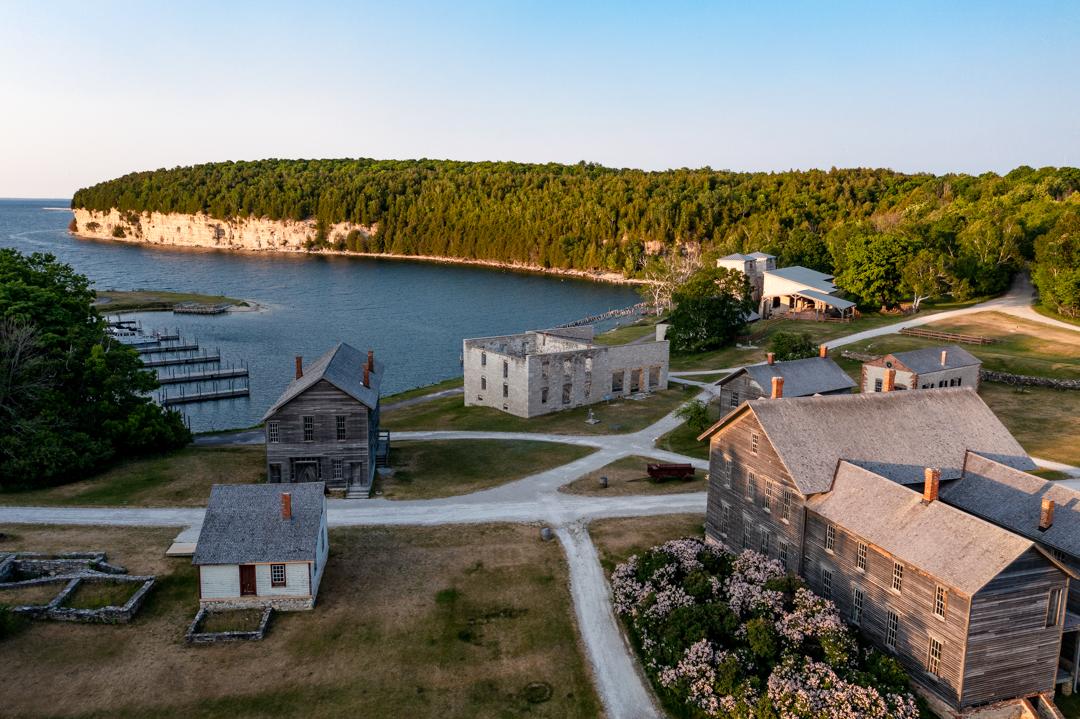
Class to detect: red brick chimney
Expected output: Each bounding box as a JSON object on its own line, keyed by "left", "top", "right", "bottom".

{"left": 1040, "top": 498, "right": 1055, "bottom": 531}
{"left": 819, "top": 344, "right": 828, "bottom": 359}
{"left": 882, "top": 368, "right": 896, "bottom": 393}
{"left": 281, "top": 492, "right": 292, "bottom": 520}
{"left": 367, "top": 350, "right": 374, "bottom": 371}
{"left": 940, "top": 349, "right": 948, "bottom": 367}
{"left": 923, "top": 467, "right": 940, "bottom": 504}
{"left": 766, "top": 352, "right": 775, "bottom": 365}
{"left": 295, "top": 356, "right": 303, "bottom": 380}
{"left": 363, "top": 365, "right": 370, "bottom": 388}
{"left": 771, "top": 376, "right": 784, "bottom": 399}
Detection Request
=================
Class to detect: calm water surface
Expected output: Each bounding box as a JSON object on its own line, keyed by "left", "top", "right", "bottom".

{"left": 0, "top": 199, "right": 640, "bottom": 431}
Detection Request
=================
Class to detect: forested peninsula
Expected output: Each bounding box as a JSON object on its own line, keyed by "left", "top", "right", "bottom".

{"left": 71, "top": 159, "right": 1080, "bottom": 315}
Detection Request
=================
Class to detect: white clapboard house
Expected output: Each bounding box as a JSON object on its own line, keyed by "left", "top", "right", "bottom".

{"left": 193, "top": 483, "right": 329, "bottom": 610}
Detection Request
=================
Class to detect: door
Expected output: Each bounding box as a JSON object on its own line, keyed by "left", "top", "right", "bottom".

{"left": 239, "top": 565, "right": 257, "bottom": 596}
{"left": 294, "top": 460, "right": 318, "bottom": 483}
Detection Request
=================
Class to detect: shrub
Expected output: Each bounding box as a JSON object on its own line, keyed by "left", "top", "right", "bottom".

{"left": 676, "top": 399, "right": 711, "bottom": 434}
{"left": 111, "top": 225, "right": 126, "bottom": 238}
{"left": 85, "top": 221, "right": 101, "bottom": 232}
{"left": 768, "top": 331, "right": 817, "bottom": 361}
{"left": 612, "top": 540, "right": 922, "bottom": 718}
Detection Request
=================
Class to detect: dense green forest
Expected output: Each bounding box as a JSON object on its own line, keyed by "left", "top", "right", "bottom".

{"left": 72, "top": 159, "right": 1080, "bottom": 315}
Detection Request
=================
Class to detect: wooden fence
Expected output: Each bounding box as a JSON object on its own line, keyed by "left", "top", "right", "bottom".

{"left": 898, "top": 327, "right": 995, "bottom": 345}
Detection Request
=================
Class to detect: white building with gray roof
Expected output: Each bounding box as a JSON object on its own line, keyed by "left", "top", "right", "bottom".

{"left": 193, "top": 483, "right": 329, "bottom": 611}
{"left": 861, "top": 345, "right": 981, "bottom": 393}
{"left": 716, "top": 251, "right": 856, "bottom": 320}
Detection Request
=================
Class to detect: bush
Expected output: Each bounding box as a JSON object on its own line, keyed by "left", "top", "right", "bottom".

{"left": 611, "top": 540, "right": 922, "bottom": 718}
{"left": 676, "top": 399, "right": 711, "bottom": 434}
{"left": 85, "top": 221, "right": 100, "bottom": 232}
{"left": 111, "top": 225, "right": 126, "bottom": 238}
{"left": 0, "top": 606, "right": 26, "bottom": 641}
{"left": 767, "top": 331, "right": 817, "bottom": 361}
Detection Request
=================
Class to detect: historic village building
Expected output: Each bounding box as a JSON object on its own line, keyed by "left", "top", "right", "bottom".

{"left": 717, "top": 251, "right": 856, "bottom": 320}
{"left": 711, "top": 344, "right": 855, "bottom": 418}
{"left": 193, "top": 483, "right": 329, "bottom": 611}
{"left": 699, "top": 389, "right": 1078, "bottom": 716}
{"left": 262, "top": 343, "right": 387, "bottom": 498}
{"left": 861, "top": 345, "right": 982, "bottom": 393}
{"left": 462, "top": 326, "right": 669, "bottom": 418}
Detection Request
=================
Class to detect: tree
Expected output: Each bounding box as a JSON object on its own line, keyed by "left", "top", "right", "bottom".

{"left": 1033, "top": 210, "right": 1080, "bottom": 318}
{"left": 676, "top": 399, "right": 711, "bottom": 434}
{"left": 767, "top": 332, "right": 816, "bottom": 361}
{"left": 639, "top": 250, "right": 701, "bottom": 315}
{"left": 666, "top": 267, "right": 754, "bottom": 354}
{"left": 833, "top": 232, "right": 921, "bottom": 309}
{"left": 0, "top": 250, "right": 191, "bottom": 488}
{"left": 900, "top": 249, "right": 950, "bottom": 311}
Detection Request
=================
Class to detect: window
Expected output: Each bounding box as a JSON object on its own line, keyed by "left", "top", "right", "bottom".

{"left": 949, "top": 378, "right": 957, "bottom": 387}
{"left": 267, "top": 421, "right": 280, "bottom": 443}
{"left": 332, "top": 460, "right": 343, "bottom": 481}
{"left": 270, "top": 563, "right": 287, "bottom": 587}
{"left": 269, "top": 463, "right": 282, "bottom": 483}
{"left": 851, "top": 586, "right": 864, "bottom": 626}
{"left": 885, "top": 610, "right": 899, "bottom": 649}
{"left": 720, "top": 503, "right": 730, "bottom": 537}
{"left": 751, "top": 432, "right": 760, "bottom": 454}
{"left": 336, "top": 415, "right": 347, "bottom": 440}
{"left": 856, "top": 542, "right": 867, "bottom": 572}
{"left": 648, "top": 366, "right": 660, "bottom": 388}
{"left": 1048, "top": 588, "right": 1063, "bottom": 627}
{"left": 722, "top": 455, "right": 732, "bottom": 488}
{"left": 759, "top": 528, "right": 771, "bottom": 556}
{"left": 745, "top": 472, "right": 756, "bottom": 502}
{"left": 778, "top": 541, "right": 789, "bottom": 570}
{"left": 825, "top": 523, "right": 836, "bottom": 553}
{"left": 562, "top": 383, "right": 572, "bottom": 404}
{"left": 481, "top": 351, "right": 486, "bottom": 366}
{"left": 892, "top": 562, "right": 904, "bottom": 593}
{"left": 741, "top": 516, "right": 752, "bottom": 550}
{"left": 503, "top": 383, "right": 509, "bottom": 398}
{"left": 874, "top": 378, "right": 883, "bottom": 392}
{"left": 302, "top": 415, "right": 314, "bottom": 442}
{"left": 541, "top": 387, "right": 548, "bottom": 403}
{"left": 762, "top": 480, "right": 773, "bottom": 512}
{"left": 503, "top": 360, "right": 509, "bottom": 378}
{"left": 481, "top": 376, "right": 487, "bottom": 390}
{"left": 541, "top": 359, "right": 549, "bottom": 378}
{"left": 612, "top": 372, "right": 624, "bottom": 393}
{"left": 934, "top": 586, "right": 948, "bottom": 620}
{"left": 927, "top": 637, "right": 943, "bottom": 676}
{"left": 956, "top": 377, "right": 962, "bottom": 386}
{"left": 938, "top": 380, "right": 946, "bottom": 388}
{"left": 730, "top": 390, "right": 740, "bottom": 408}
{"left": 781, "top": 489, "right": 792, "bottom": 522}
{"left": 820, "top": 566, "right": 833, "bottom": 599}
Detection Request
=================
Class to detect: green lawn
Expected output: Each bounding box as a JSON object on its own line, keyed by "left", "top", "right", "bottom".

{"left": 593, "top": 317, "right": 660, "bottom": 346}
{"left": 979, "top": 383, "right": 1080, "bottom": 466}
{"left": 63, "top": 580, "right": 141, "bottom": 609}
{"left": 382, "top": 376, "right": 464, "bottom": 405}
{"left": 1056, "top": 692, "right": 1080, "bottom": 718}
{"left": 655, "top": 421, "right": 710, "bottom": 459}
{"left": 1035, "top": 304, "right": 1080, "bottom": 328}
{"left": 560, "top": 456, "right": 705, "bottom": 497}
{"left": 0, "top": 446, "right": 264, "bottom": 507}
{"left": 378, "top": 440, "right": 595, "bottom": 499}
{"left": 588, "top": 514, "right": 705, "bottom": 574}
{"left": 382, "top": 385, "right": 699, "bottom": 435}
{"left": 0, "top": 524, "right": 600, "bottom": 719}
{"left": 94, "top": 289, "right": 247, "bottom": 312}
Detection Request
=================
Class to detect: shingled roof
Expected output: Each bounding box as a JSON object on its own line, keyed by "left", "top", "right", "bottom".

{"left": 193, "top": 483, "right": 325, "bottom": 565}
{"left": 262, "top": 342, "right": 383, "bottom": 421}
{"left": 941, "top": 452, "right": 1080, "bottom": 558}
{"left": 887, "top": 345, "right": 980, "bottom": 374}
{"left": 765, "top": 266, "right": 837, "bottom": 293}
{"left": 722, "top": 356, "right": 855, "bottom": 397}
{"left": 808, "top": 462, "right": 1038, "bottom": 595}
{"left": 699, "top": 388, "right": 1035, "bottom": 495}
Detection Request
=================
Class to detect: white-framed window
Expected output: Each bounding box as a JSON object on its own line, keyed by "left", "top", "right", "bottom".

{"left": 302, "top": 415, "right": 314, "bottom": 442}
{"left": 934, "top": 586, "right": 947, "bottom": 620}
{"left": 927, "top": 637, "right": 943, "bottom": 676}
{"left": 745, "top": 472, "right": 756, "bottom": 502}
{"left": 730, "top": 390, "right": 739, "bottom": 408}
{"left": 885, "top": 610, "right": 899, "bottom": 649}
{"left": 270, "top": 563, "right": 287, "bottom": 587}
{"left": 781, "top": 489, "right": 791, "bottom": 522}
{"left": 874, "top": 378, "right": 883, "bottom": 392}
{"left": 762, "top": 480, "right": 773, "bottom": 512}
{"left": 778, "top": 541, "right": 789, "bottom": 570}
{"left": 820, "top": 566, "right": 833, "bottom": 599}
{"left": 481, "top": 351, "right": 487, "bottom": 366}
{"left": 892, "top": 562, "right": 904, "bottom": 593}
{"left": 332, "top": 459, "right": 343, "bottom": 481}
{"left": 503, "top": 360, "right": 509, "bottom": 378}
{"left": 722, "top": 455, "right": 732, "bottom": 488}
{"left": 267, "top": 421, "right": 280, "bottom": 443}
{"left": 856, "top": 542, "right": 867, "bottom": 572}
{"left": 481, "top": 376, "right": 487, "bottom": 390}
{"left": 1048, "top": 587, "right": 1063, "bottom": 627}
{"left": 503, "top": 383, "right": 509, "bottom": 398}
{"left": 851, "top": 586, "right": 864, "bottom": 625}
{"left": 720, "top": 503, "right": 731, "bottom": 537}
{"left": 336, "top": 415, "right": 347, "bottom": 441}
{"left": 751, "top": 432, "right": 760, "bottom": 454}
{"left": 741, "top": 516, "right": 752, "bottom": 550}
{"left": 759, "top": 528, "right": 771, "bottom": 556}
{"left": 825, "top": 523, "right": 836, "bottom": 553}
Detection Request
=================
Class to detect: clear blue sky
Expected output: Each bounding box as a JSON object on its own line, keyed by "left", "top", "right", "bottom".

{"left": 1, "top": 0, "right": 1078, "bottom": 197}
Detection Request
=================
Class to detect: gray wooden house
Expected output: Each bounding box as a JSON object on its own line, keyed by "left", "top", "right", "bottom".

{"left": 262, "top": 343, "right": 387, "bottom": 498}
{"left": 698, "top": 389, "right": 1075, "bottom": 715}
{"left": 712, "top": 345, "right": 854, "bottom": 417}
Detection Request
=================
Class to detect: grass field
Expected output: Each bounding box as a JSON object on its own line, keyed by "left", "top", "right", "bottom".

{"left": 0, "top": 447, "right": 264, "bottom": 507}
{"left": 63, "top": 580, "right": 140, "bottom": 610}
{"left": 588, "top": 514, "right": 705, "bottom": 574}
{"left": 198, "top": 609, "right": 265, "bottom": 634}
{"left": 655, "top": 421, "right": 710, "bottom": 459}
{"left": 378, "top": 440, "right": 595, "bottom": 499}
{"left": 0, "top": 581, "right": 65, "bottom": 607}
{"left": 0, "top": 524, "right": 600, "bottom": 719}
{"left": 94, "top": 290, "right": 247, "bottom": 312}
{"left": 382, "top": 376, "right": 464, "bottom": 405}
{"left": 592, "top": 317, "right": 660, "bottom": 346}
{"left": 560, "top": 456, "right": 705, "bottom": 496}
{"left": 979, "top": 383, "right": 1080, "bottom": 466}
{"left": 840, "top": 311, "right": 1080, "bottom": 379}
{"left": 382, "top": 385, "right": 698, "bottom": 435}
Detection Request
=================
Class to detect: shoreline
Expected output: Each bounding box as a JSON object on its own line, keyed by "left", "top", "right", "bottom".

{"left": 92, "top": 289, "right": 263, "bottom": 315}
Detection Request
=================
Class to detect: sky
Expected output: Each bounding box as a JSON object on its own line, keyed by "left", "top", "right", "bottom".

{"left": 1, "top": 0, "right": 1078, "bottom": 198}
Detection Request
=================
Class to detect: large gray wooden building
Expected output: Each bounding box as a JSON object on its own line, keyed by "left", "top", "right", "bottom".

{"left": 262, "top": 343, "right": 386, "bottom": 498}
{"left": 698, "top": 388, "right": 1077, "bottom": 716}
{"left": 711, "top": 345, "right": 854, "bottom": 418}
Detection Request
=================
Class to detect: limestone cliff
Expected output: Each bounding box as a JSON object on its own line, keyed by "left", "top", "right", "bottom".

{"left": 71, "top": 208, "right": 376, "bottom": 253}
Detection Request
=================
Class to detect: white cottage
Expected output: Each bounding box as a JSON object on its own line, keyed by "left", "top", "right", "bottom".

{"left": 193, "top": 483, "right": 329, "bottom": 611}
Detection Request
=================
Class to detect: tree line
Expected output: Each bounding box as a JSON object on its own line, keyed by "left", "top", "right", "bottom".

{"left": 72, "top": 159, "right": 1080, "bottom": 315}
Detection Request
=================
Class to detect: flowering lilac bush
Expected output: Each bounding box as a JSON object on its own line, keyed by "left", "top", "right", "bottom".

{"left": 611, "top": 539, "right": 923, "bottom": 719}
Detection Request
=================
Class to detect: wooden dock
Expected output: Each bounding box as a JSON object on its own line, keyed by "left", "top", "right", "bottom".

{"left": 156, "top": 366, "right": 249, "bottom": 385}
{"left": 141, "top": 352, "right": 221, "bottom": 368}
{"left": 161, "top": 387, "right": 249, "bottom": 405}
{"left": 137, "top": 342, "right": 201, "bottom": 355}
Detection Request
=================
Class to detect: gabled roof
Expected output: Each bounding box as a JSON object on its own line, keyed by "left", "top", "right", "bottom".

{"left": 764, "top": 266, "right": 837, "bottom": 293}
{"left": 193, "top": 483, "right": 325, "bottom": 565}
{"left": 718, "top": 253, "right": 752, "bottom": 261}
{"left": 262, "top": 343, "right": 382, "bottom": 421}
{"left": 720, "top": 356, "right": 855, "bottom": 397}
{"left": 808, "top": 462, "right": 1038, "bottom": 595}
{"left": 747, "top": 252, "right": 775, "bottom": 259}
{"left": 941, "top": 452, "right": 1080, "bottom": 559}
{"left": 887, "top": 345, "right": 981, "bottom": 374}
{"left": 792, "top": 288, "right": 856, "bottom": 310}
{"left": 698, "top": 388, "right": 1035, "bottom": 495}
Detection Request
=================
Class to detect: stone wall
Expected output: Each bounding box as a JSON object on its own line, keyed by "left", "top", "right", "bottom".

{"left": 980, "top": 370, "right": 1080, "bottom": 390}
{"left": 186, "top": 606, "right": 273, "bottom": 644}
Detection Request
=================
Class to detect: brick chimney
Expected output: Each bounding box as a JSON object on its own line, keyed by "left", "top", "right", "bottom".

{"left": 766, "top": 352, "right": 775, "bottom": 365}
{"left": 923, "top": 467, "right": 940, "bottom": 504}
{"left": 941, "top": 349, "right": 948, "bottom": 367}
{"left": 295, "top": 356, "right": 303, "bottom": 380}
{"left": 367, "top": 350, "right": 374, "bottom": 371}
{"left": 882, "top": 368, "right": 896, "bottom": 393}
{"left": 1040, "top": 498, "right": 1055, "bottom": 531}
{"left": 819, "top": 344, "right": 828, "bottom": 359}
{"left": 363, "top": 364, "right": 370, "bottom": 388}
{"left": 771, "top": 376, "right": 784, "bottom": 399}
{"left": 281, "top": 492, "right": 292, "bottom": 520}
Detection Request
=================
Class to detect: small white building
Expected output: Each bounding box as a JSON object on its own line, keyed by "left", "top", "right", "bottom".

{"left": 717, "top": 251, "right": 855, "bottom": 320}
{"left": 861, "top": 345, "right": 982, "bottom": 393}
{"left": 193, "top": 483, "right": 329, "bottom": 611}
